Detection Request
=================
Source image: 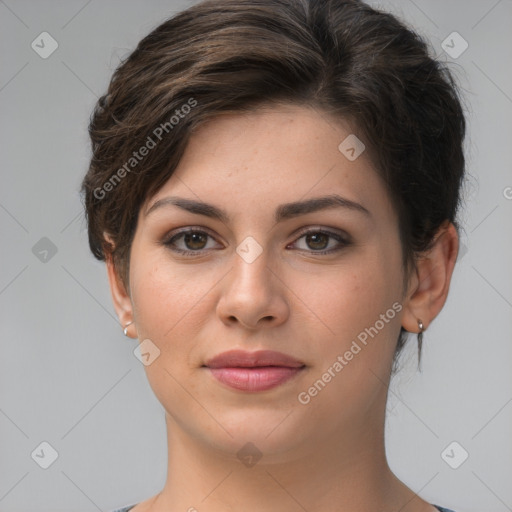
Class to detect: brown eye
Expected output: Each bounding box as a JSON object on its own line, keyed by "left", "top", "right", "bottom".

{"left": 304, "top": 232, "right": 329, "bottom": 250}
{"left": 164, "top": 229, "right": 218, "bottom": 255}
{"left": 289, "top": 229, "right": 350, "bottom": 255}
{"left": 164, "top": 227, "right": 350, "bottom": 257}
{"left": 182, "top": 232, "right": 208, "bottom": 250}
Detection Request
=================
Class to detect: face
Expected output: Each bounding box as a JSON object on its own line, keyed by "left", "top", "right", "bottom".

{"left": 121, "top": 104, "right": 409, "bottom": 461}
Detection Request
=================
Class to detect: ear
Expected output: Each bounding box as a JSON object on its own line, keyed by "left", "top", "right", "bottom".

{"left": 401, "top": 221, "right": 459, "bottom": 333}
{"left": 104, "top": 233, "right": 136, "bottom": 338}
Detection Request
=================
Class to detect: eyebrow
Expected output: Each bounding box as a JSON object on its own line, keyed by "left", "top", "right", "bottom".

{"left": 144, "top": 194, "right": 371, "bottom": 224}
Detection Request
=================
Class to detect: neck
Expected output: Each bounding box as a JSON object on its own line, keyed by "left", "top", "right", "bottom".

{"left": 148, "top": 402, "right": 431, "bottom": 512}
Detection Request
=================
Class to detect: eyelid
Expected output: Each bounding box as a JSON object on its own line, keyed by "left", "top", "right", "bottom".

{"left": 162, "top": 225, "right": 222, "bottom": 249}
{"left": 163, "top": 225, "right": 351, "bottom": 255}
{"left": 292, "top": 225, "right": 351, "bottom": 243}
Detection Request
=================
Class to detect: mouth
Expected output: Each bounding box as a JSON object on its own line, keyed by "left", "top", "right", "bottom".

{"left": 202, "top": 349, "right": 306, "bottom": 392}
{"left": 204, "top": 366, "right": 305, "bottom": 391}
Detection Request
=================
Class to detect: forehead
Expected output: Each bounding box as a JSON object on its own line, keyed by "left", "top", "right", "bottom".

{"left": 142, "top": 104, "right": 395, "bottom": 225}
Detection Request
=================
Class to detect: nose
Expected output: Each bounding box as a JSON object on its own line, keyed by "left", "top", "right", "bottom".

{"left": 216, "top": 246, "right": 290, "bottom": 331}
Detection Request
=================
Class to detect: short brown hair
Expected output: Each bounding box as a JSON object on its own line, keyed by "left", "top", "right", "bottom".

{"left": 81, "top": 0, "right": 467, "bottom": 367}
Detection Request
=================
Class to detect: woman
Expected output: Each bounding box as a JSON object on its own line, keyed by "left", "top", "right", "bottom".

{"left": 81, "top": 0, "right": 467, "bottom": 510}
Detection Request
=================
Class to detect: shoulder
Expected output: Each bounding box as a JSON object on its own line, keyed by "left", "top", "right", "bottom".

{"left": 111, "top": 503, "right": 457, "bottom": 512}
{"left": 111, "top": 494, "right": 158, "bottom": 511}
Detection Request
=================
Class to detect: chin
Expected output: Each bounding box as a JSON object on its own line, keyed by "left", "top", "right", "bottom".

{"left": 203, "top": 407, "right": 313, "bottom": 457}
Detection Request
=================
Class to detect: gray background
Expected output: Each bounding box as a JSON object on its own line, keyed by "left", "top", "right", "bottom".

{"left": 0, "top": 0, "right": 511, "bottom": 511}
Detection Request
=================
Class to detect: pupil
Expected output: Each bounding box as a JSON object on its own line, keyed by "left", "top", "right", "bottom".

{"left": 307, "top": 233, "right": 327, "bottom": 250}
{"left": 182, "top": 232, "right": 329, "bottom": 251}
{"left": 185, "top": 232, "right": 206, "bottom": 250}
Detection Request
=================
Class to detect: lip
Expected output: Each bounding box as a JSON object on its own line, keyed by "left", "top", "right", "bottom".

{"left": 203, "top": 350, "right": 306, "bottom": 392}
{"left": 207, "top": 367, "right": 304, "bottom": 391}
{"left": 204, "top": 349, "right": 305, "bottom": 369}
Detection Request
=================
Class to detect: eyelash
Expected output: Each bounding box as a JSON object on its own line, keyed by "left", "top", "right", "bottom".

{"left": 163, "top": 227, "right": 350, "bottom": 256}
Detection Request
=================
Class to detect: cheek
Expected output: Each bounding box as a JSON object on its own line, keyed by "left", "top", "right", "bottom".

{"left": 128, "top": 259, "right": 219, "bottom": 416}
{"left": 302, "top": 256, "right": 401, "bottom": 330}
{"left": 130, "top": 242, "right": 403, "bottom": 355}
{"left": 290, "top": 259, "right": 403, "bottom": 418}
{"left": 132, "top": 261, "right": 207, "bottom": 339}
{"left": 290, "top": 252, "right": 404, "bottom": 376}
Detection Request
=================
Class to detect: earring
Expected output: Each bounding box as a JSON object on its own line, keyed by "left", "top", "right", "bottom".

{"left": 123, "top": 321, "right": 134, "bottom": 336}
{"left": 417, "top": 319, "right": 425, "bottom": 332}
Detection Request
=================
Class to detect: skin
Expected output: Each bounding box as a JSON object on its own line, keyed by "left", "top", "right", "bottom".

{"left": 106, "top": 103, "right": 459, "bottom": 512}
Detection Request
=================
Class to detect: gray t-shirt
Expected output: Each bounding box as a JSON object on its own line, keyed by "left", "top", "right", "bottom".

{"left": 111, "top": 504, "right": 457, "bottom": 512}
